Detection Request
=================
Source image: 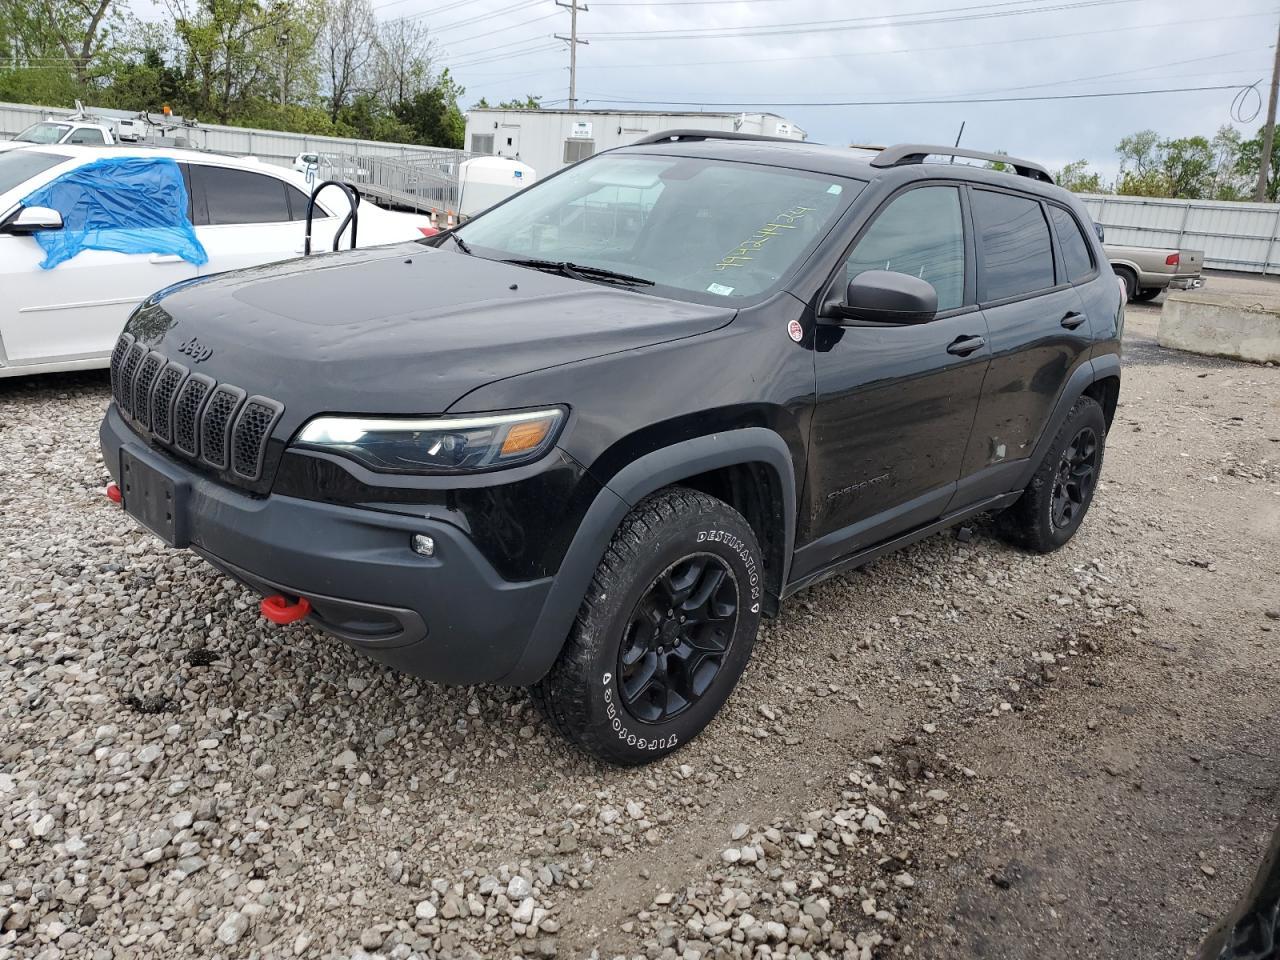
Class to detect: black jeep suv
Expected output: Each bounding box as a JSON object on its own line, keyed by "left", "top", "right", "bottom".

{"left": 100, "top": 133, "right": 1122, "bottom": 765}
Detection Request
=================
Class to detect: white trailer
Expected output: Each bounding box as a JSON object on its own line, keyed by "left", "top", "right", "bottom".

{"left": 463, "top": 109, "right": 806, "bottom": 179}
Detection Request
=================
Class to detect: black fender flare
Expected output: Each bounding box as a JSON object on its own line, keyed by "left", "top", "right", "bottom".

{"left": 499, "top": 427, "right": 797, "bottom": 684}
{"left": 1015, "top": 355, "right": 1120, "bottom": 489}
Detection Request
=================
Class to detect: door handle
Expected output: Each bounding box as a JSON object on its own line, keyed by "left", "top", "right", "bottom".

{"left": 946, "top": 335, "right": 986, "bottom": 356}
{"left": 149, "top": 254, "right": 183, "bottom": 264}
{"left": 1061, "top": 311, "right": 1087, "bottom": 330}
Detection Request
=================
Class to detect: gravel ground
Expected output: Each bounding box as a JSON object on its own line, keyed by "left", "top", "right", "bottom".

{"left": 1, "top": 279, "right": 1278, "bottom": 960}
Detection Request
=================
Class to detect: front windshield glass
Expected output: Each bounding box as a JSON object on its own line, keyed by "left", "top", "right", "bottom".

{"left": 16, "top": 123, "right": 72, "bottom": 144}
{"left": 456, "top": 152, "right": 863, "bottom": 304}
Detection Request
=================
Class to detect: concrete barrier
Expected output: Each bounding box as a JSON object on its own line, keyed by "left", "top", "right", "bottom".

{"left": 1158, "top": 290, "right": 1280, "bottom": 364}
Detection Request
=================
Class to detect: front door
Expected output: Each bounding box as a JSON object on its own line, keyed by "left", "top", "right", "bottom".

{"left": 797, "top": 184, "right": 990, "bottom": 577}
{"left": 0, "top": 231, "right": 195, "bottom": 368}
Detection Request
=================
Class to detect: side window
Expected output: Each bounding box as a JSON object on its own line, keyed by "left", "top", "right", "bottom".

{"left": 972, "top": 189, "right": 1055, "bottom": 301}
{"left": 191, "top": 165, "right": 293, "bottom": 225}
{"left": 285, "top": 184, "right": 317, "bottom": 221}
{"left": 843, "top": 185, "right": 966, "bottom": 311}
{"left": 67, "top": 128, "right": 106, "bottom": 145}
{"left": 1048, "top": 205, "right": 1095, "bottom": 282}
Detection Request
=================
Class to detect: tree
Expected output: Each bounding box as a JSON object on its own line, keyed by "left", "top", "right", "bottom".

{"left": 392, "top": 68, "right": 464, "bottom": 147}
{"left": 370, "top": 16, "right": 435, "bottom": 109}
{"left": 1116, "top": 129, "right": 1160, "bottom": 176}
{"left": 320, "top": 0, "right": 376, "bottom": 121}
{"left": 0, "top": 0, "right": 123, "bottom": 85}
{"left": 1055, "top": 160, "right": 1104, "bottom": 194}
{"left": 1236, "top": 125, "right": 1280, "bottom": 202}
{"left": 1209, "top": 125, "right": 1248, "bottom": 200}
{"left": 165, "top": 0, "right": 280, "bottom": 122}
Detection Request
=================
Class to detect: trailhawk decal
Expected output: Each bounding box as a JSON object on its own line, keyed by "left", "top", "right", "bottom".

{"left": 602, "top": 673, "right": 678, "bottom": 751}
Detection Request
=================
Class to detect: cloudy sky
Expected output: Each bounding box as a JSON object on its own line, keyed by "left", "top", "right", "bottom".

{"left": 393, "top": 0, "right": 1278, "bottom": 178}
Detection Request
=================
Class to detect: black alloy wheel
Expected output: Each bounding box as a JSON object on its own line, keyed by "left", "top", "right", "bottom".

{"left": 617, "top": 554, "right": 739, "bottom": 723}
{"left": 1051, "top": 426, "right": 1099, "bottom": 530}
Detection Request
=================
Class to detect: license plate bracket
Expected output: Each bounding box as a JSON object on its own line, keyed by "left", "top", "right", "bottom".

{"left": 120, "top": 448, "right": 189, "bottom": 548}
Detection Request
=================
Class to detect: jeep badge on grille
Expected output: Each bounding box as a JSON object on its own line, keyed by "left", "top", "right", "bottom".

{"left": 179, "top": 337, "right": 213, "bottom": 362}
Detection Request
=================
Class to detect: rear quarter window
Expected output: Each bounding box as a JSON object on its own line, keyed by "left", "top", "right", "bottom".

{"left": 1048, "top": 205, "right": 1095, "bottom": 282}
{"left": 973, "top": 189, "right": 1055, "bottom": 302}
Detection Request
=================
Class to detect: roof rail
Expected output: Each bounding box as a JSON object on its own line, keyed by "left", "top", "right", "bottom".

{"left": 871, "top": 144, "right": 1054, "bottom": 184}
{"left": 631, "top": 129, "right": 800, "bottom": 146}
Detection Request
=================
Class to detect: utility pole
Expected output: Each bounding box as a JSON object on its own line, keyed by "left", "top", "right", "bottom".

{"left": 555, "top": 0, "right": 588, "bottom": 111}
{"left": 1254, "top": 14, "right": 1280, "bottom": 202}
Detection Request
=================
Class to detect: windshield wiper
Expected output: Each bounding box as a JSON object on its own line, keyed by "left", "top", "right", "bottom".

{"left": 501, "top": 258, "right": 655, "bottom": 287}
{"left": 441, "top": 230, "right": 472, "bottom": 255}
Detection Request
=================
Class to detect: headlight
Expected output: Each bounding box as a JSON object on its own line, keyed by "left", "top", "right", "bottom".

{"left": 294, "top": 407, "right": 566, "bottom": 473}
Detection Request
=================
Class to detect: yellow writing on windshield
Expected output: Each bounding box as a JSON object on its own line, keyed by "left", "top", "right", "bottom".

{"left": 713, "top": 205, "right": 816, "bottom": 271}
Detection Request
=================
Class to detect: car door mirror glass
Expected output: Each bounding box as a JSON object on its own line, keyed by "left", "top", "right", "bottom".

{"left": 829, "top": 270, "right": 938, "bottom": 324}
{"left": 3, "top": 205, "right": 63, "bottom": 234}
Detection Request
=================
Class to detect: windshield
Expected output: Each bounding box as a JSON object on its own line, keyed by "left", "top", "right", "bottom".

{"left": 455, "top": 152, "right": 863, "bottom": 304}
{"left": 0, "top": 150, "right": 69, "bottom": 196}
{"left": 15, "top": 122, "right": 72, "bottom": 144}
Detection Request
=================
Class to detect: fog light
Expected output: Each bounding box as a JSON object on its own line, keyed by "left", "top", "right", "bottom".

{"left": 411, "top": 534, "right": 435, "bottom": 557}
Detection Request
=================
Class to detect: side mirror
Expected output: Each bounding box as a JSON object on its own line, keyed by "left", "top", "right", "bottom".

{"left": 1093, "top": 221, "right": 1105, "bottom": 243}
{"left": 825, "top": 270, "right": 938, "bottom": 325}
{"left": 2, "top": 206, "right": 64, "bottom": 235}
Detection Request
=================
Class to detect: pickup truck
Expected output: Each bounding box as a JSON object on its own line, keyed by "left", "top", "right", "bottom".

{"left": 1104, "top": 242, "right": 1204, "bottom": 302}
{"left": 0, "top": 119, "right": 118, "bottom": 152}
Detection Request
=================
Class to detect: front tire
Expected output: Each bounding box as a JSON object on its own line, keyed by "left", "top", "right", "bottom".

{"left": 998, "top": 395, "right": 1106, "bottom": 553}
{"left": 532, "top": 488, "right": 764, "bottom": 765}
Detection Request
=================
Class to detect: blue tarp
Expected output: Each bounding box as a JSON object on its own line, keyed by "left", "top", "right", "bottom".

{"left": 21, "top": 156, "right": 207, "bottom": 269}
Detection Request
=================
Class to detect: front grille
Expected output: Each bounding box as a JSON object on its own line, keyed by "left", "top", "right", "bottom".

{"left": 109, "top": 334, "right": 134, "bottom": 409}
{"left": 132, "top": 353, "right": 164, "bottom": 429}
{"left": 232, "top": 398, "right": 284, "bottom": 481}
{"left": 108, "top": 333, "right": 284, "bottom": 490}
{"left": 149, "top": 362, "right": 188, "bottom": 444}
{"left": 118, "top": 341, "right": 146, "bottom": 418}
{"left": 200, "top": 384, "right": 245, "bottom": 470}
{"left": 173, "top": 374, "right": 214, "bottom": 457}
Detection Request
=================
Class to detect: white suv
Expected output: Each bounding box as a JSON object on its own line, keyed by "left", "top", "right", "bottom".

{"left": 0, "top": 145, "right": 430, "bottom": 378}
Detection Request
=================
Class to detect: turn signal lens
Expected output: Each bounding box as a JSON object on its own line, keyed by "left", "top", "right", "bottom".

{"left": 501, "top": 417, "right": 554, "bottom": 455}
{"left": 1165, "top": 252, "right": 1180, "bottom": 266}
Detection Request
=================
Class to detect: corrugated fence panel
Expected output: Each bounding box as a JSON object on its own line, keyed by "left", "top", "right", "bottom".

{"left": 0, "top": 100, "right": 455, "bottom": 169}
{"left": 1080, "top": 193, "right": 1280, "bottom": 273}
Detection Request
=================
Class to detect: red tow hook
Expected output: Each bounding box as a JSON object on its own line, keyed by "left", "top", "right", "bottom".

{"left": 105, "top": 481, "right": 122, "bottom": 504}
{"left": 261, "top": 594, "right": 311, "bottom": 625}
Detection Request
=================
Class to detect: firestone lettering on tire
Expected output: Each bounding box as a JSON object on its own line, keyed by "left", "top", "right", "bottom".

{"left": 696, "top": 529, "right": 761, "bottom": 600}
{"left": 602, "top": 677, "right": 678, "bottom": 751}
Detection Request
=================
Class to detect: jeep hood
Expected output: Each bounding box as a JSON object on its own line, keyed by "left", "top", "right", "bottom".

{"left": 125, "top": 243, "right": 735, "bottom": 427}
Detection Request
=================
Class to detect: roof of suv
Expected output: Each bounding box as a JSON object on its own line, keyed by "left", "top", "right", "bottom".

{"left": 618, "top": 135, "right": 1066, "bottom": 200}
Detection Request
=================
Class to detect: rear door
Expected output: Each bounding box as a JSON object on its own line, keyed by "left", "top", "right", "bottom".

{"left": 957, "top": 187, "right": 1096, "bottom": 504}
{"left": 186, "top": 163, "right": 338, "bottom": 273}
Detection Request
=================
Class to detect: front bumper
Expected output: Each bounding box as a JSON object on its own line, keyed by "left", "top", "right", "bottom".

{"left": 101, "top": 405, "right": 553, "bottom": 684}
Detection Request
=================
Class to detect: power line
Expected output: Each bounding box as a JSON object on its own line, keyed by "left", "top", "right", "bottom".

{"left": 444, "top": 10, "right": 561, "bottom": 47}
{"left": 580, "top": 0, "right": 1143, "bottom": 41}
{"left": 524, "top": 10, "right": 1275, "bottom": 72}
{"left": 579, "top": 82, "right": 1256, "bottom": 108}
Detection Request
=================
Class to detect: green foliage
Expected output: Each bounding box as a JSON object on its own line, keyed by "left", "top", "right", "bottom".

{"left": 1055, "top": 160, "right": 1104, "bottom": 194}
{"left": 1114, "top": 126, "right": 1260, "bottom": 201}
{"left": 392, "top": 68, "right": 464, "bottom": 148}
{"left": 473, "top": 94, "right": 540, "bottom": 109}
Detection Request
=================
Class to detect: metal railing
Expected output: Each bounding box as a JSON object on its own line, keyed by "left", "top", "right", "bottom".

{"left": 300, "top": 150, "right": 478, "bottom": 221}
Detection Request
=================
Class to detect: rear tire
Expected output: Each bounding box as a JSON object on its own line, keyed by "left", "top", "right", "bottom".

{"left": 997, "top": 395, "right": 1106, "bottom": 553}
{"left": 1114, "top": 267, "right": 1137, "bottom": 302}
{"left": 532, "top": 488, "right": 764, "bottom": 766}
{"left": 1133, "top": 287, "right": 1162, "bottom": 302}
